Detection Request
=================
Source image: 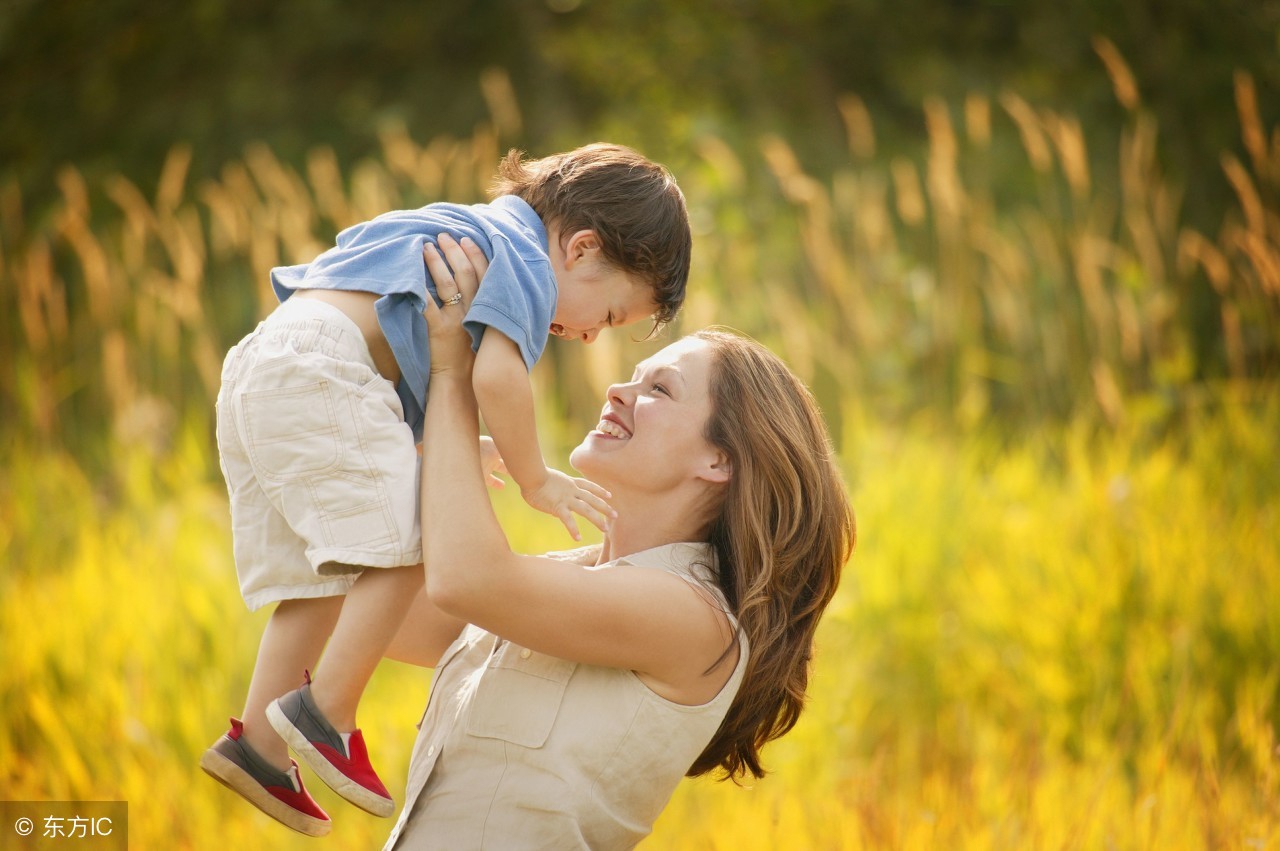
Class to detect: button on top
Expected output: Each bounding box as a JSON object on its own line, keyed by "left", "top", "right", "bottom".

{"left": 519, "top": 648, "right": 532, "bottom": 659}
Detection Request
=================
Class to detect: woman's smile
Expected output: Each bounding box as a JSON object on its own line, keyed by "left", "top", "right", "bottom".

{"left": 591, "top": 412, "right": 632, "bottom": 440}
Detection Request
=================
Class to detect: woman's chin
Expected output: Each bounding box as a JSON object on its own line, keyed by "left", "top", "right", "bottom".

{"left": 568, "top": 437, "right": 617, "bottom": 478}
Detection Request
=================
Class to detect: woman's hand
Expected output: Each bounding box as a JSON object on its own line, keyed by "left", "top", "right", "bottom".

{"left": 422, "top": 233, "right": 489, "bottom": 375}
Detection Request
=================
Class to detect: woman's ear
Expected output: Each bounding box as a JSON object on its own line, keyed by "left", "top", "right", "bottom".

{"left": 698, "top": 450, "right": 733, "bottom": 485}
{"left": 562, "top": 229, "right": 602, "bottom": 269}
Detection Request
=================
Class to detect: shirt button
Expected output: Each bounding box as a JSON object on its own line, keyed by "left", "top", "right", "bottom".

{"left": 427, "top": 745, "right": 435, "bottom": 757}
{"left": 519, "top": 648, "right": 532, "bottom": 659}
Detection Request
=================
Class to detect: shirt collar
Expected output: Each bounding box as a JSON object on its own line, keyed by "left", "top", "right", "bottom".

{"left": 489, "top": 195, "right": 548, "bottom": 254}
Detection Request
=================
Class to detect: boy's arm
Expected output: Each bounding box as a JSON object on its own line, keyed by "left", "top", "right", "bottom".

{"left": 472, "top": 328, "right": 614, "bottom": 540}
{"left": 472, "top": 329, "right": 547, "bottom": 491}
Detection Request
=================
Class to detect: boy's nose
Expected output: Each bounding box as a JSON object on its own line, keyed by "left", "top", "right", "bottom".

{"left": 580, "top": 328, "right": 600, "bottom": 344}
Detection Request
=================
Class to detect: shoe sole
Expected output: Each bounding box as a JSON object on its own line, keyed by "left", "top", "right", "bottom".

{"left": 267, "top": 700, "right": 395, "bottom": 818}
{"left": 200, "top": 748, "right": 332, "bottom": 837}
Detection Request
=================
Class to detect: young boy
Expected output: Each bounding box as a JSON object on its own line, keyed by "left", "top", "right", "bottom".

{"left": 201, "top": 143, "right": 691, "bottom": 835}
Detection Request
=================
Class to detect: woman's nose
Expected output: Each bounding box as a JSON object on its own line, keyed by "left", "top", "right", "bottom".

{"left": 606, "top": 381, "right": 631, "bottom": 406}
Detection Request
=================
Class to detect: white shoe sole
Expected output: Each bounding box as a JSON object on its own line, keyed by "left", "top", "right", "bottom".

{"left": 200, "top": 748, "right": 332, "bottom": 836}
{"left": 267, "top": 699, "right": 395, "bottom": 818}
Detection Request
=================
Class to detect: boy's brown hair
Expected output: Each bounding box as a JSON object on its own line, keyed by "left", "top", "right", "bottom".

{"left": 490, "top": 143, "right": 691, "bottom": 330}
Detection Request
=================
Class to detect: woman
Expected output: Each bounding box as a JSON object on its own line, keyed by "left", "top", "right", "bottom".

{"left": 383, "top": 238, "right": 855, "bottom": 849}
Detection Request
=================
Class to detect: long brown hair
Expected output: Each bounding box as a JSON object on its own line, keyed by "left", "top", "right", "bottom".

{"left": 687, "top": 328, "right": 856, "bottom": 780}
{"left": 489, "top": 143, "right": 691, "bottom": 329}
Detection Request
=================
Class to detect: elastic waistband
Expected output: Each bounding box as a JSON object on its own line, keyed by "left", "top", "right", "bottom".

{"left": 258, "top": 296, "right": 377, "bottom": 372}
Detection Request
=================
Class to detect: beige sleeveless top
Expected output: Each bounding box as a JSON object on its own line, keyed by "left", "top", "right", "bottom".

{"left": 384, "top": 542, "right": 748, "bottom": 850}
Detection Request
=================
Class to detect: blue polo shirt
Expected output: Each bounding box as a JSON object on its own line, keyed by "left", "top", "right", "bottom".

{"left": 270, "top": 195, "right": 556, "bottom": 442}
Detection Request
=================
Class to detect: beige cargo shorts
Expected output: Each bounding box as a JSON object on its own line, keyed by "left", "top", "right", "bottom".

{"left": 216, "top": 296, "right": 422, "bottom": 611}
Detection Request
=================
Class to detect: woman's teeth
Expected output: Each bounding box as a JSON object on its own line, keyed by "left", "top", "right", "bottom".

{"left": 595, "top": 420, "right": 630, "bottom": 439}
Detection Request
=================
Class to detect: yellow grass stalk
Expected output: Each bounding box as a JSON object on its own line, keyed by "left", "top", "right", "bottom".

{"left": 54, "top": 194, "right": 114, "bottom": 326}
{"left": 964, "top": 93, "right": 991, "bottom": 148}
{"left": 1233, "top": 227, "right": 1280, "bottom": 298}
{"left": 198, "top": 180, "right": 250, "bottom": 257}
{"left": 101, "top": 329, "right": 137, "bottom": 421}
{"left": 1120, "top": 116, "right": 1170, "bottom": 288}
{"left": 412, "top": 136, "right": 455, "bottom": 200}
{"left": 470, "top": 124, "right": 500, "bottom": 198}
{"left": 1221, "top": 153, "right": 1268, "bottom": 237}
{"left": 972, "top": 224, "right": 1032, "bottom": 349}
{"left": 1177, "top": 230, "right": 1231, "bottom": 294}
{"left": 890, "top": 157, "right": 926, "bottom": 225}
{"left": 1093, "top": 35, "right": 1141, "bottom": 112}
{"left": 1001, "top": 91, "right": 1053, "bottom": 173}
{"left": 16, "top": 238, "right": 65, "bottom": 356}
{"left": 923, "top": 97, "right": 964, "bottom": 221}
{"left": 481, "top": 66, "right": 523, "bottom": 142}
{"left": 1070, "top": 229, "right": 1121, "bottom": 355}
{"left": 350, "top": 159, "right": 398, "bottom": 222}
{"left": 378, "top": 123, "right": 424, "bottom": 184}
{"left": 105, "top": 175, "right": 160, "bottom": 275}
{"left": 837, "top": 93, "right": 876, "bottom": 159}
{"left": 155, "top": 143, "right": 192, "bottom": 215}
{"left": 1233, "top": 71, "right": 1273, "bottom": 186}
{"left": 305, "top": 146, "right": 354, "bottom": 230}
{"left": 1043, "top": 113, "right": 1091, "bottom": 202}
{"left": 835, "top": 171, "right": 895, "bottom": 260}
{"left": 1220, "top": 301, "right": 1248, "bottom": 377}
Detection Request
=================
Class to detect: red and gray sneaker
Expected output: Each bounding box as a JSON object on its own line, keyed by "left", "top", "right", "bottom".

{"left": 267, "top": 675, "right": 394, "bottom": 817}
{"left": 200, "top": 718, "right": 332, "bottom": 836}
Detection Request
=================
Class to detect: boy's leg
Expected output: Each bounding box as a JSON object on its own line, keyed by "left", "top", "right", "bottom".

{"left": 307, "top": 563, "right": 424, "bottom": 731}
{"left": 266, "top": 563, "right": 420, "bottom": 817}
{"left": 241, "top": 595, "right": 345, "bottom": 769}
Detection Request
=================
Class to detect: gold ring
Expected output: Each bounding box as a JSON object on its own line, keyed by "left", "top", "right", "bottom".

{"left": 444, "top": 293, "right": 463, "bottom": 306}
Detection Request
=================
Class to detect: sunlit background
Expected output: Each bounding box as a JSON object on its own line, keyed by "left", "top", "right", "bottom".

{"left": 2, "top": 2, "right": 1277, "bottom": 848}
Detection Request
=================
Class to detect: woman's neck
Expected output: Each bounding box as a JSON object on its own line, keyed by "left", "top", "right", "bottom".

{"left": 596, "top": 488, "right": 712, "bottom": 565}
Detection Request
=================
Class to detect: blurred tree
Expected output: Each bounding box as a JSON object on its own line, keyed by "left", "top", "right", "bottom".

{"left": 1, "top": 0, "right": 1276, "bottom": 223}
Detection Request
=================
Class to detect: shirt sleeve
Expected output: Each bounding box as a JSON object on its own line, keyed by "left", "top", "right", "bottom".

{"left": 462, "top": 234, "right": 556, "bottom": 371}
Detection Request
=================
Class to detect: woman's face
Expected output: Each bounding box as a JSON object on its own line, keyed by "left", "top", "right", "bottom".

{"left": 569, "top": 336, "right": 725, "bottom": 492}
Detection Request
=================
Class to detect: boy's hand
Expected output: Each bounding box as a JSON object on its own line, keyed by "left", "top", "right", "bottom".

{"left": 479, "top": 436, "right": 507, "bottom": 489}
{"left": 521, "top": 468, "right": 615, "bottom": 542}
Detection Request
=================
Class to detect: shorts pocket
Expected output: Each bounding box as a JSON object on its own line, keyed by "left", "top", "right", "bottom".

{"left": 308, "top": 470, "right": 396, "bottom": 555}
{"left": 466, "top": 643, "right": 576, "bottom": 748}
{"left": 242, "top": 380, "right": 342, "bottom": 480}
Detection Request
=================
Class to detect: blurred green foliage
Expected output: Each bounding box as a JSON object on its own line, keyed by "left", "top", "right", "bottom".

{"left": 3, "top": 0, "right": 1278, "bottom": 223}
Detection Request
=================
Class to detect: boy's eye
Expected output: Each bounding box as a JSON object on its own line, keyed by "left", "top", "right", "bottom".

{"left": 652, "top": 383, "right": 668, "bottom": 396}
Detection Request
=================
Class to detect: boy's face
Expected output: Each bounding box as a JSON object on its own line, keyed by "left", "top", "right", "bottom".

{"left": 549, "top": 230, "right": 657, "bottom": 344}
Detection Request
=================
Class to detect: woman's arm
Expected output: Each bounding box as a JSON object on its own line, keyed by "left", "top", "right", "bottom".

{"left": 421, "top": 238, "right": 735, "bottom": 703}
{"left": 382, "top": 584, "right": 465, "bottom": 668}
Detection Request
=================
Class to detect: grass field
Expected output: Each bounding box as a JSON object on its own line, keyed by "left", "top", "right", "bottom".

{"left": 2, "top": 404, "right": 1276, "bottom": 848}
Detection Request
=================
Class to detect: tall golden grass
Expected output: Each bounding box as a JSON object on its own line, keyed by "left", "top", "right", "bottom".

{"left": 2, "top": 398, "right": 1275, "bottom": 848}
{"left": 2, "top": 50, "right": 1277, "bottom": 849}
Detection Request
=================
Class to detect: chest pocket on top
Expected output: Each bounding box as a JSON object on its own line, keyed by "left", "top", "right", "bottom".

{"left": 466, "top": 641, "right": 577, "bottom": 749}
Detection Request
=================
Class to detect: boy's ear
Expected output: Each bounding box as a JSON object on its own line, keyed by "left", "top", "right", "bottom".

{"left": 562, "top": 229, "right": 602, "bottom": 268}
